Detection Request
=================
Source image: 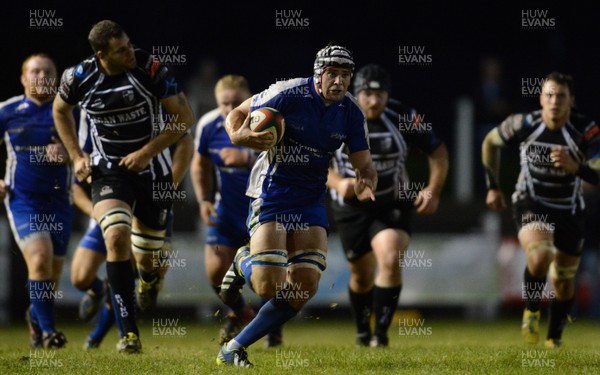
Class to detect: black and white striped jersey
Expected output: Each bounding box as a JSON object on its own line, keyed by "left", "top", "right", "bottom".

{"left": 58, "top": 49, "right": 181, "bottom": 178}
{"left": 497, "top": 110, "right": 600, "bottom": 213}
{"left": 330, "top": 98, "right": 443, "bottom": 207}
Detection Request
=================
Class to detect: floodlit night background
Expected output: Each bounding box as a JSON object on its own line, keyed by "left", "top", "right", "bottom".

{"left": 1, "top": 1, "right": 600, "bottom": 323}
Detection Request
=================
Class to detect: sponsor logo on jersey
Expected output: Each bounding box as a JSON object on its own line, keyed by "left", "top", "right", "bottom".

{"left": 99, "top": 185, "right": 113, "bottom": 196}
{"left": 122, "top": 89, "right": 135, "bottom": 105}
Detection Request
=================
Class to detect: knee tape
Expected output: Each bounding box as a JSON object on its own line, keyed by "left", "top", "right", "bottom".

{"left": 288, "top": 249, "right": 327, "bottom": 274}
{"left": 524, "top": 240, "right": 555, "bottom": 254}
{"left": 99, "top": 208, "right": 132, "bottom": 235}
{"left": 131, "top": 228, "right": 166, "bottom": 254}
{"left": 549, "top": 262, "right": 578, "bottom": 281}
{"left": 250, "top": 249, "right": 288, "bottom": 268}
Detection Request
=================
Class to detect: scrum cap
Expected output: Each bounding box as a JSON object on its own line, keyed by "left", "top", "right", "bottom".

{"left": 353, "top": 64, "right": 392, "bottom": 95}
{"left": 313, "top": 44, "right": 354, "bottom": 92}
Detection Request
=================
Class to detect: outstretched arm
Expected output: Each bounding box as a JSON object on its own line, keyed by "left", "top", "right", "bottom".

{"left": 348, "top": 150, "right": 377, "bottom": 202}
{"left": 482, "top": 127, "right": 506, "bottom": 211}
{"left": 415, "top": 143, "right": 449, "bottom": 215}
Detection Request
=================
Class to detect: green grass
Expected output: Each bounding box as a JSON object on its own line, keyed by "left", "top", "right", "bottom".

{"left": 1, "top": 315, "right": 599, "bottom": 374}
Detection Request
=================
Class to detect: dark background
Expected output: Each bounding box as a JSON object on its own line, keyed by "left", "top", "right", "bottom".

{"left": 3, "top": 2, "right": 600, "bottom": 202}
{"left": 2, "top": 2, "right": 600, "bottom": 142}
{"left": 2, "top": 1, "right": 600, "bottom": 321}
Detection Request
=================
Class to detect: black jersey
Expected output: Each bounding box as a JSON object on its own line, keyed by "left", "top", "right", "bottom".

{"left": 330, "top": 98, "right": 443, "bottom": 207}
{"left": 58, "top": 49, "right": 181, "bottom": 178}
{"left": 497, "top": 110, "right": 600, "bottom": 213}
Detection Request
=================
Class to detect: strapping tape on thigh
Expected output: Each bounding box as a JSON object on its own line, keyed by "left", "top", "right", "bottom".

{"left": 99, "top": 208, "right": 131, "bottom": 235}
{"left": 288, "top": 249, "right": 327, "bottom": 273}
{"left": 250, "top": 250, "right": 288, "bottom": 267}
{"left": 131, "top": 228, "right": 166, "bottom": 254}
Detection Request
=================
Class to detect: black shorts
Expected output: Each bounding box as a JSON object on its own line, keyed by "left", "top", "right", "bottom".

{"left": 512, "top": 199, "right": 584, "bottom": 256}
{"left": 331, "top": 201, "right": 413, "bottom": 261}
{"left": 91, "top": 164, "right": 172, "bottom": 230}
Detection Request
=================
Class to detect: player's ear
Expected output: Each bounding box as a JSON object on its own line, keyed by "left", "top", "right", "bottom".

{"left": 20, "top": 73, "right": 27, "bottom": 89}
{"left": 96, "top": 49, "right": 105, "bottom": 61}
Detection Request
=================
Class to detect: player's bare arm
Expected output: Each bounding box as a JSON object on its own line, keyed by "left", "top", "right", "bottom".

{"left": 190, "top": 153, "right": 218, "bottom": 226}
{"left": 225, "top": 98, "right": 274, "bottom": 150}
{"left": 53, "top": 94, "right": 90, "bottom": 181}
{"left": 327, "top": 168, "right": 355, "bottom": 198}
{"left": 119, "top": 92, "right": 194, "bottom": 172}
{"left": 45, "top": 136, "right": 70, "bottom": 164}
{"left": 171, "top": 132, "right": 194, "bottom": 185}
{"left": 415, "top": 143, "right": 449, "bottom": 215}
{"left": 72, "top": 183, "right": 93, "bottom": 217}
{"left": 482, "top": 127, "right": 506, "bottom": 211}
{"left": 348, "top": 149, "right": 377, "bottom": 202}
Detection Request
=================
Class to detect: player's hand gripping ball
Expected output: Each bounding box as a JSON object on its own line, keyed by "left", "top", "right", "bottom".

{"left": 249, "top": 107, "right": 285, "bottom": 148}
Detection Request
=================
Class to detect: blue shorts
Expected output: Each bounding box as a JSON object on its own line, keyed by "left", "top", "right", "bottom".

{"left": 247, "top": 197, "right": 329, "bottom": 236}
{"left": 79, "top": 219, "right": 106, "bottom": 255}
{"left": 205, "top": 204, "right": 248, "bottom": 249}
{"left": 5, "top": 191, "right": 73, "bottom": 257}
{"left": 78, "top": 210, "right": 174, "bottom": 256}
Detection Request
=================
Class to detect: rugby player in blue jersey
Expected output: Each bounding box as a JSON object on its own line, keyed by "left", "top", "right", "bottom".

{"left": 53, "top": 20, "right": 194, "bottom": 353}
{"left": 216, "top": 44, "right": 377, "bottom": 366}
{"left": 0, "top": 54, "right": 72, "bottom": 348}
{"left": 191, "top": 75, "right": 284, "bottom": 347}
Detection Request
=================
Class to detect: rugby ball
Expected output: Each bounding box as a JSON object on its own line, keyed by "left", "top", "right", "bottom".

{"left": 249, "top": 107, "right": 285, "bottom": 147}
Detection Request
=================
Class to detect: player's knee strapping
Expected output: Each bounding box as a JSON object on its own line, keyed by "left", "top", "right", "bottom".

{"left": 131, "top": 228, "right": 166, "bottom": 254}
{"left": 98, "top": 208, "right": 132, "bottom": 235}
{"left": 287, "top": 249, "right": 327, "bottom": 274}
{"left": 241, "top": 249, "right": 288, "bottom": 286}
{"left": 524, "top": 240, "right": 555, "bottom": 254}
{"left": 549, "top": 262, "right": 578, "bottom": 281}
{"left": 247, "top": 250, "right": 288, "bottom": 270}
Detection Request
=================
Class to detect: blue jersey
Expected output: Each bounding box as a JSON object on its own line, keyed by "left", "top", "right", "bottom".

{"left": 195, "top": 108, "right": 252, "bottom": 223}
{"left": 0, "top": 95, "right": 74, "bottom": 196}
{"left": 247, "top": 77, "right": 369, "bottom": 206}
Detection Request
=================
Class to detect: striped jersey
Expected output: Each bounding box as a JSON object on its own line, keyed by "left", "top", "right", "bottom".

{"left": 58, "top": 49, "right": 181, "bottom": 178}
{"left": 330, "top": 98, "right": 443, "bottom": 206}
{"left": 497, "top": 109, "right": 600, "bottom": 213}
{"left": 247, "top": 77, "right": 369, "bottom": 205}
{"left": 195, "top": 108, "right": 252, "bottom": 217}
{"left": 0, "top": 95, "right": 74, "bottom": 196}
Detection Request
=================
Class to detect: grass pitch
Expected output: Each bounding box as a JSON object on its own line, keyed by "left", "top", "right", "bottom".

{"left": 1, "top": 313, "right": 599, "bottom": 374}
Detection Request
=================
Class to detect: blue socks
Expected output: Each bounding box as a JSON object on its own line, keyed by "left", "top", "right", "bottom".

{"left": 28, "top": 280, "right": 56, "bottom": 333}
{"left": 232, "top": 298, "right": 297, "bottom": 348}
{"left": 89, "top": 303, "right": 116, "bottom": 342}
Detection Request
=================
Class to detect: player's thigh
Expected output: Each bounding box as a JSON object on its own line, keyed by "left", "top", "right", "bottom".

{"left": 204, "top": 243, "right": 236, "bottom": 279}
{"left": 250, "top": 221, "right": 287, "bottom": 252}
{"left": 287, "top": 226, "right": 327, "bottom": 252}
